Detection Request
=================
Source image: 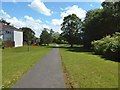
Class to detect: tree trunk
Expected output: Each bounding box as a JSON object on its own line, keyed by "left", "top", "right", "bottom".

{"left": 70, "top": 44, "right": 73, "bottom": 48}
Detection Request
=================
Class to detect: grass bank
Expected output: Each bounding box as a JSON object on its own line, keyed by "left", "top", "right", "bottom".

{"left": 2, "top": 46, "right": 51, "bottom": 88}
{"left": 60, "top": 45, "right": 119, "bottom": 88}
{"left": 0, "top": 49, "right": 2, "bottom": 89}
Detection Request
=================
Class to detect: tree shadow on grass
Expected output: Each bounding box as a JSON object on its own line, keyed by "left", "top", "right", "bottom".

{"left": 66, "top": 47, "right": 119, "bottom": 62}
{"left": 98, "top": 54, "right": 119, "bottom": 62}
{"left": 66, "top": 47, "right": 92, "bottom": 53}
{"left": 48, "top": 45, "right": 119, "bottom": 63}
{"left": 48, "top": 45, "right": 92, "bottom": 53}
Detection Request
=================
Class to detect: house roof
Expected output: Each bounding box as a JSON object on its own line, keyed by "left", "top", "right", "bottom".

{"left": 0, "top": 23, "right": 22, "bottom": 32}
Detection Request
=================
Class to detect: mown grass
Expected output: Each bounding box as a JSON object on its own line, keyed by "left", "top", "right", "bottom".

{"left": 0, "top": 49, "right": 2, "bottom": 89}
{"left": 2, "top": 46, "right": 51, "bottom": 88}
{"left": 60, "top": 45, "right": 119, "bottom": 88}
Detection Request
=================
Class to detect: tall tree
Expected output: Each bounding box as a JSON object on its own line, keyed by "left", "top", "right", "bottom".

{"left": 20, "top": 27, "right": 35, "bottom": 45}
{"left": 40, "top": 28, "right": 53, "bottom": 45}
{"left": 61, "top": 14, "right": 82, "bottom": 47}
{"left": 52, "top": 32, "right": 60, "bottom": 43}
{"left": 82, "top": 1, "right": 120, "bottom": 48}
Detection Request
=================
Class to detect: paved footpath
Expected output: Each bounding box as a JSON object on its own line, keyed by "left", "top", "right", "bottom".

{"left": 12, "top": 48, "right": 65, "bottom": 88}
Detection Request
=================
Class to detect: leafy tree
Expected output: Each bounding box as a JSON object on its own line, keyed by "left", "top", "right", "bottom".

{"left": 49, "top": 29, "right": 54, "bottom": 43}
{"left": 61, "top": 14, "right": 82, "bottom": 47}
{"left": 82, "top": 1, "right": 120, "bottom": 48}
{"left": 55, "top": 33, "right": 66, "bottom": 44}
{"left": 82, "top": 9, "right": 104, "bottom": 48}
{"left": 51, "top": 32, "right": 60, "bottom": 43}
{"left": 40, "top": 28, "right": 52, "bottom": 45}
{"left": 31, "top": 37, "right": 40, "bottom": 44}
{"left": 0, "top": 18, "right": 10, "bottom": 25}
{"left": 20, "top": 27, "right": 35, "bottom": 45}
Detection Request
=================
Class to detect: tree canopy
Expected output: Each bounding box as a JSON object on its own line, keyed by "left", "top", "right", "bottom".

{"left": 40, "top": 28, "right": 53, "bottom": 45}
{"left": 82, "top": 1, "right": 120, "bottom": 48}
{"left": 61, "top": 14, "right": 82, "bottom": 47}
{"left": 20, "top": 27, "right": 35, "bottom": 45}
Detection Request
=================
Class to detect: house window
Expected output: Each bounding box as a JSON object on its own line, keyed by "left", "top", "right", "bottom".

{"left": 6, "top": 31, "right": 11, "bottom": 34}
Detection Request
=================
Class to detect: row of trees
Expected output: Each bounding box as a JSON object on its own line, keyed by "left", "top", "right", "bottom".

{"left": 60, "top": 1, "right": 120, "bottom": 61}
{"left": 20, "top": 27, "right": 65, "bottom": 46}
{"left": 40, "top": 28, "right": 53, "bottom": 45}
{"left": 1, "top": 1, "right": 120, "bottom": 49}
{"left": 61, "top": 1, "right": 120, "bottom": 48}
{"left": 83, "top": 1, "right": 120, "bottom": 48}
{"left": 40, "top": 28, "right": 66, "bottom": 45}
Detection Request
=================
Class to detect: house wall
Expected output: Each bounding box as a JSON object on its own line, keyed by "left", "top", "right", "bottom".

{"left": 4, "top": 40, "right": 14, "bottom": 47}
{"left": 2, "top": 30, "right": 14, "bottom": 41}
{"left": 0, "top": 35, "right": 2, "bottom": 40}
{"left": 0, "top": 30, "right": 2, "bottom": 39}
{"left": 14, "top": 31, "right": 23, "bottom": 47}
{"left": 1, "top": 30, "right": 14, "bottom": 47}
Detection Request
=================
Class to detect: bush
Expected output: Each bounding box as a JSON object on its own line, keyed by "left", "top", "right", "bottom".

{"left": 92, "top": 32, "right": 120, "bottom": 61}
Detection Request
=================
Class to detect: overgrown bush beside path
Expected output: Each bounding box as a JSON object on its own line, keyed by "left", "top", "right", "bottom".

{"left": 92, "top": 32, "right": 120, "bottom": 61}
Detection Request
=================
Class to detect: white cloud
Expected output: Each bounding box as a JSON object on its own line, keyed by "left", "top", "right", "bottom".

{"left": 50, "top": 25, "right": 62, "bottom": 33}
{"left": 42, "top": 24, "right": 50, "bottom": 29}
{"left": 60, "top": 5, "right": 86, "bottom": 19}
{"left": 51, "top": 5, "right": 86, "bottom": 32}
{"left": 24, "top": 15, "right": 35, "bottom": 21}
{"left": 0, "top": 9, "right": 11, "bottom": 19}
{"left": 0, "top": 9, "right": 49, "bottom": 37}
{"left": 5, "top": 15, "right": 43, "bottom": 33}
{"left": 90, "top": 4, "right": 93, "bottom": 7}
{"left": 100, "top": 6, "right": 103, "bottom": 9}
{"left": 45, "top": 20, "right": 49, "bottom": 24}
{"left": 6, "top": 17, "right": 26, "bottom": 28}
{"left": 12, "top": 0, "right": 17, "bottom": 3}
{"left": 0, "top": 9, "right": 25, "bottom": 28}
{"left": 99, "top": 0, "right": 105, "bottom": 3}
{"left": 24, "top": 16, "right": 43, "bottom": 37}
{"left": 60, "top": 8, "right": 64, "bottom": 11}
{"left": 28, "top": 0, "right": 52, "bottom": 16}
{"left": 51, "top": 19, "right": 62, "bottom": 26}
{"left": 24, "top": 15, "right": 42, "bottom": 23}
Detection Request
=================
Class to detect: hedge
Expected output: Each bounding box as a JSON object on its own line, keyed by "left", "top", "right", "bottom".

{"left": 91, "top": 32, "right": 120, "bottom": 61}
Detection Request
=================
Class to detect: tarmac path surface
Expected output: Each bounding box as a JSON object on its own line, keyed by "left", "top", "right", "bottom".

{"left": 12, "top": 48, "right": 65, "bottom": 88}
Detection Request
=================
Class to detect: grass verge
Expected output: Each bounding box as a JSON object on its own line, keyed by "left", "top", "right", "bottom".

{"left": 0, "top": 49, "right": 2, "bottom": 89}
{"left": 2, "top": 46, "right": 51, "bottom": 88}
{"left": 60, "top": 46, "right": 119, "bottom": 88}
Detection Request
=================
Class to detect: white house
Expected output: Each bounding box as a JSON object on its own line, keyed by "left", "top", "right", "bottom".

{"left": 0, "top": 22, "right": 23, "bottom": 47}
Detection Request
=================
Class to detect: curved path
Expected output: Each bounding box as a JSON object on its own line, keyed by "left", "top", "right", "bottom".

{"left": 12, "top": 48, "right": 65, "bottom": 88}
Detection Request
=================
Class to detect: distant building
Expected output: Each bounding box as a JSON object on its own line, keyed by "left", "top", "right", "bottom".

{"left": 0, "top": 22, "right": 23, "bottom": 47}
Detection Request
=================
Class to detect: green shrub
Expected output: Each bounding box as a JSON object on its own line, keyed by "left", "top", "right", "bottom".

{"left": 92, "top": 32, "right": 120, "bottom": 61}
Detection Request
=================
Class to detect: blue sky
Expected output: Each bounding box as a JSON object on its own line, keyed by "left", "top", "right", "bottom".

{"left": 1, "top": 0, "right": 103, "bottom": 37}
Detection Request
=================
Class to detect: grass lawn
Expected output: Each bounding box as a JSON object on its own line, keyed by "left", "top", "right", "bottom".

{"left": 60, "top": 45, "right": 119, "bottom": 88}
{"left": 2, "top": 46, "right": 51, "bottom": 88}
{"left": 0, "top": 49, "right": 2, "bottom": 88}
